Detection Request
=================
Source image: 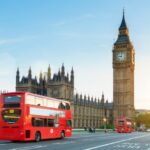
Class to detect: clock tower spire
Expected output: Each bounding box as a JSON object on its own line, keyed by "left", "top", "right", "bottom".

{"left": 119, "top": 9, "right": 127, "bottom": 30}
{"left": 113, "top": 11, "right": 135, "bottom": 123}
{"left": 115, "top": 10, "right": 130, "bottom": 46}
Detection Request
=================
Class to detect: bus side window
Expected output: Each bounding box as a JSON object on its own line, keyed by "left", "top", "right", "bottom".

{"left": 66, "top": 120, "right": 72, "bottom": 127}
{"left": 44, "top": 119, "right": 47, "bottom": 127}
{"left": 48, "top": 119, "right": 54, "bottom": 127}
{"left": 32, "top": 118, "right": 35, "bottom": 126}
{"left": 32, "top": 118, "right": 48, "bottom": 127}
{"left": 35, "top": 118, "right": 43, "bottom": 127}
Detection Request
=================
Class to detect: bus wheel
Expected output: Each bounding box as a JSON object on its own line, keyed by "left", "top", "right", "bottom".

{"left": 35, "top": 132, "right": 41, "bottom": 142}
{"left": 61, "top": 131, "right": 65, "bottom": 139}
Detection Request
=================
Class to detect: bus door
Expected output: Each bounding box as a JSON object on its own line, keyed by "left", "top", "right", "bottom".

{"left": 47, "top": 118, "right": 59, "bottom": 138}
{"left": 54, "top": 114, "right": 60, "bottom": 137}
{"left": 66, "top": 120, "right": 72, "bottom": 136}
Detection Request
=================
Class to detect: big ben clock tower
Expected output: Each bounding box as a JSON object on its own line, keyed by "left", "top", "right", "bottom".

{"left": 113, "top": 11, "right": 135, "bottom": 122}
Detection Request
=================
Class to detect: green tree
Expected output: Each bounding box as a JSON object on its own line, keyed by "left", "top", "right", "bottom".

{"left": 135, "top": 113, "right": 150, "bottom": 128}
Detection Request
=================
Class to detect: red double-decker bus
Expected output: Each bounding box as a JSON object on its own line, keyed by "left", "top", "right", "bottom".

{"left": 0, "top": 92, "right": 72, "bottom": 141}
{"left": 116, "top": 116, "right": 133, "bottom": 133}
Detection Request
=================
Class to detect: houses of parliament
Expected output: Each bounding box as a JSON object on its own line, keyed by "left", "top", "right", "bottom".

{"left": 16, "top": 12, "right": 135, "bottom": 128}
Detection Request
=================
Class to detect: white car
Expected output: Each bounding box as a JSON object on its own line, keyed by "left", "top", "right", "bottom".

{"left": 146, "top": 129, "right": 150, "bottom": 132}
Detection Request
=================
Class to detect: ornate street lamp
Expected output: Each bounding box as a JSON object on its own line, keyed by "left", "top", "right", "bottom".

{"left": 103, "top": 117, "right": 107, "bottom": 132}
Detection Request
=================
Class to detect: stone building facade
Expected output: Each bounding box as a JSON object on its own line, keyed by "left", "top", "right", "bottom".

{"left": 16, "top": 12, "right": 135, "bottom": 128}
{"left": 16, "top": 64, "right": 74, "bottom": 101}
{"left": 73, "top": 94, "right": 113, "bottom": 128}
{"left": 16, "top": 64, "right": 113, "bottom": 128}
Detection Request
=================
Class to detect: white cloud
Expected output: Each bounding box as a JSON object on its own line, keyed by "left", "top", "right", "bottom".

{"left": 0, "top": 53, "right": 16, "bottom": 91}
{"left": 0, "top": 39, "right": 19, "bottom": 45}
{"left": 75, "top": 64, "right": 113, "bottom": 101}
{"left": 135, "top": 55, "right": 150, "bottom": 109}
{"left": 0, "top": 36, "right": 37, "bottom": 46}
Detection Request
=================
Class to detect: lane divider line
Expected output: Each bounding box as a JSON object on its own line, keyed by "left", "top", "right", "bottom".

{"left": 9, "top": 145, "right": 47, "bottom": 150}
{"left": 83, "top": 134, "right": 150, "bottom": 150}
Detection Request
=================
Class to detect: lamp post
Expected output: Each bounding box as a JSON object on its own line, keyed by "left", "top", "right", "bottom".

{"left": 103, "top": 117, "right": 107, "bottom": 132}
{"left": 134, "top": 122, "right": 136, "bottom": 131}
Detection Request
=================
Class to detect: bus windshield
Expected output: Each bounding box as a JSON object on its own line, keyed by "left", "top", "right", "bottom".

{"left": 4, "top": 96, "right": 21, "bottom": 103}
{"left": 118, "top": 120, "right": 124, "bottom": 126}
{"left": 3, "top": 96, "right": 21, "bottom": 108}
{"left": 2, "top": 109, "right": 21, "bottom": 124}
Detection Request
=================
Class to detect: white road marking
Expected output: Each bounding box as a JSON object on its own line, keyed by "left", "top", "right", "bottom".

{"left": 9, "top": 145, "right": 47, "bottom": 150}
{"left": 114, "top": 142, "right": 141, "bottom": 149}
{"left": 53, "top": 141, "right": 75, "bottom": 145}
{"left": 83, "top": 134, "right": 150, "bottom": 150}
{"left": 115, "top": 144, "right": 141, "bottom": 149}
{"left": 72, "top": 133, "right": 123, "bottom": 139}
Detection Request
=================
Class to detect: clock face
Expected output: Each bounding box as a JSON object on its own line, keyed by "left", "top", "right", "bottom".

{"left": 116, "top": 51, "right": 126, "bottom": 61}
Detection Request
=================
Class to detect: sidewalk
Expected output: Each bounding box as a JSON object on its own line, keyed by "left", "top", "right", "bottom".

{"left": 72, "top": 128, "right": 114, "bottom": 135}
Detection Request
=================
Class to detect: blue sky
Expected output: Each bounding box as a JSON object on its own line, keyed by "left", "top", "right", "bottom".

{"left": 0, "top": 0, "right": 150, "bottom": 109}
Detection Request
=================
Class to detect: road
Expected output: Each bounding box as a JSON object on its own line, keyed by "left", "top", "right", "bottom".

{"left": 0, "top": 132, "right": 150, "bottom": 150}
